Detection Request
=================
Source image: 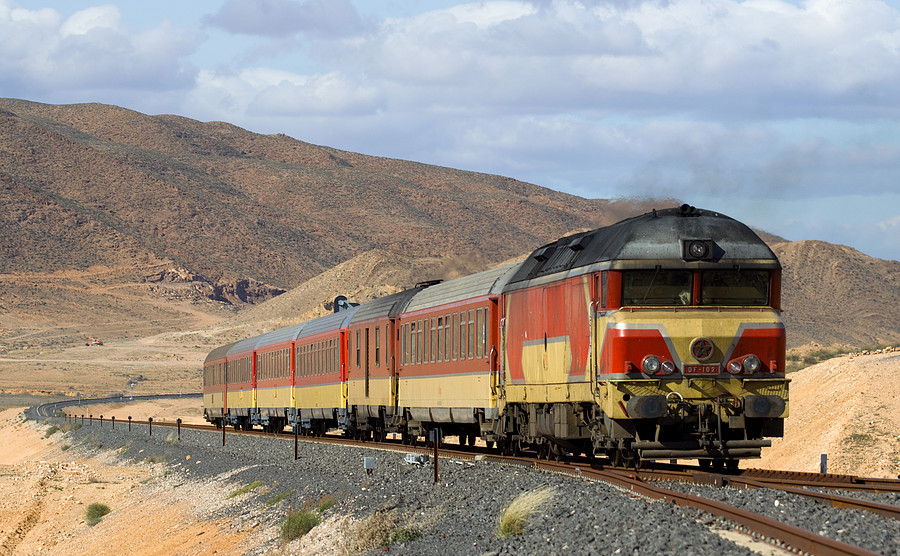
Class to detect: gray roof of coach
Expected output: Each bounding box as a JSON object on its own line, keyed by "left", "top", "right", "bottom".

{"left": 204, "top": 341, "right": 237, "bottom": 364}
{"left": 296, "top": 306, "right": 360, "bottom": 340}
{"left": 255, "top": 322, "right": 307, "bottom": 350}
{"left": 404, "top": 263, "right": 520, "bottom": 313}
{"left": 508, "top": 206, "right": 779, "bottom": 285}
{"left": 350, "top": 288, "right": 423, "bottom": 323}
{"left": 227, "top": 335, "right": 260, "bottom": 358}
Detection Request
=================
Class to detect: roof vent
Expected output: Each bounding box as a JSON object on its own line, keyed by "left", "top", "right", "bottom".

{"left": 567, "top": 235, "right": 590, "bottom": 251}
{"left": 533, "top": 246, "right": 552, "bottom": 262}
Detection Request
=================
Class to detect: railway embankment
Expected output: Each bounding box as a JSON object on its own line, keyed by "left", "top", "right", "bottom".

{"left": 5, "top": 411, "right": 763, "bottom": 556}
{"left": 3, "top": 349, "right": 899, "bottom": 555}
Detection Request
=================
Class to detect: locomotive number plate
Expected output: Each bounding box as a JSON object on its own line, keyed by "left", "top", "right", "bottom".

{"left": 684, "top": 364, "right": 720, "bottom": 375}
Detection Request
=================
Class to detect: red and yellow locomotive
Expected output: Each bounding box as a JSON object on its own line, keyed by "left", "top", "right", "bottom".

{"left": 204, "top": 205, "right": 787, "bottom": 466}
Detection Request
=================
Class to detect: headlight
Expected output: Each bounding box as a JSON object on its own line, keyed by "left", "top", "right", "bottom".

{"left": 727, "top": 359, "right": 743, "bottom": 375}
{"left": 689, "top": 240, "right": 709, "bottom": 258}
{"left": 742, "top": 355, "right": 761, "bottom": 374}
{"left": 642, "top": 355, "right": 661, "bottom": 375}
{"left": 660, "top": 360, "right": 677, "bottom": 375}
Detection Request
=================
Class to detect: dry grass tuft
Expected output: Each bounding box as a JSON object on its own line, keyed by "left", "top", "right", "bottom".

{"left": 346, "top": 507, "right": 427, "bottom": 552}
{"left": 496, "top": 486, "right": 556, "bottom": 538}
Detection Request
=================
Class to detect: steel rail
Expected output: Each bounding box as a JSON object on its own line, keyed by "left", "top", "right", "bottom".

{"left": 733, "top": 477, "right": 900, "bottom": 521}
{"left": 539, "top": 464, "right": 880, "bottom": 556}
{"left": 742, "top": 468, "right": 900, "bottom": 493}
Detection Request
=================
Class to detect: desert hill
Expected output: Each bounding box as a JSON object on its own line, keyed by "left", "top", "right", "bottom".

{"left": 0, "top": 98, "right": 661, "bottom": 351}
{"left": 772, "top": 240, "right": 900, "bottom": 347}
{"left": 0, "top": 98, "right": 651, "bottom": 287}
{"left": 1, "top": 98, "right": 899, "bottom": 362}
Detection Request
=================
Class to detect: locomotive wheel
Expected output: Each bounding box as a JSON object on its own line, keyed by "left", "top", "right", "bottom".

{"left": 485, "top": 441, "right": 495, "bottom": 449}
{"left": 726, "top": 459, "right": 739, "bottom": 471}
{"left": 698, "top": 459, "right": 712, "bottom": 470}
{"left": 551, "top": 445, "right": 564, "bottom": 463}
{"left": 467, "top": 434, "right": 477, "bottom": 447}
{"left": 498, "top": 439, "right": 510, "bottom": 455}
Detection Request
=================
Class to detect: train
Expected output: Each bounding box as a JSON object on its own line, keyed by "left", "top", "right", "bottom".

{"left": 203, "top": 205, "right": 788, "bottom": 468}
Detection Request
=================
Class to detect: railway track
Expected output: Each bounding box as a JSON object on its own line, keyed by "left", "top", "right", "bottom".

{"left": 50, "top": 402, "right": 898, "bottom": 555}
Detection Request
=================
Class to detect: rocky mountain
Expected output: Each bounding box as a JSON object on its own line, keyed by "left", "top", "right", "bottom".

{"left": 0, "top": 98, "right": 652, "bottom": 288}
{"left": 772, "top": 240, "right": 900, "bottom": 347}
{"left": 0, "top": 98, "right": 898, "bottom": 352}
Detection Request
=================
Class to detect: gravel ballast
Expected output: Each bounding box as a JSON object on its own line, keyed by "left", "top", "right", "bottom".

{"left": 660, "top": 480, "right": 900, "bottom": 555}
{"left": 51, "top": 418, "right": 886, "bottom": 555}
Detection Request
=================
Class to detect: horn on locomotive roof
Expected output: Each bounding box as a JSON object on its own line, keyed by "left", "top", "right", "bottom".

{"left": 333, "top": 295, "right": 359, "bottom": 313}
{"left": 679, "top": 204, "right": 702, "bottom": 217}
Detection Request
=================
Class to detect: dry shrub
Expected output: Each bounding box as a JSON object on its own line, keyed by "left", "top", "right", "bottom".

{"left": 85, "top": 502, "right": 111, "bottom": 526}
{"left": 347, "top": 508, "right": 401, "bottom": 552}
{"left": 496, "top": 486, "right": 557, "bottom": 538}
{"left": 347, "top": 506, "right": 434, "bottom": 552}
{"left": 281, "top": 509, "right": 321, "bottom": 542}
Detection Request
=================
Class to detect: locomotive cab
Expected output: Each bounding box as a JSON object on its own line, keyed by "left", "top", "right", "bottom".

{"left": 500, "top": 205, "right": 788, "bottom": 467}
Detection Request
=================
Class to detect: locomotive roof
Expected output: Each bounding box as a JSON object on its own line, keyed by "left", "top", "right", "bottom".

{"left": 508, "top": 206, "right": 779, "bottom": 286}
{"left": 404, "top": 263, "right": 519, "bottom": 313}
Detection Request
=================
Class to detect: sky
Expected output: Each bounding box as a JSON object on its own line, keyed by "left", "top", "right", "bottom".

{"left": 2, "top": 0, "right": 900, "bottom": 261}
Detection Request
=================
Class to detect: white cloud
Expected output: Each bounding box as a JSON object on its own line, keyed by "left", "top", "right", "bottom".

{"left": 3, "top": 0, "right": 900, "bottom": 259}
{"left": 0, "top": 3, "right": 201, "bottom": 95}
{"left": 877, "top": 214, "right": 900, "bottom": 233}
{"left": 59, "top": 5, "right": 119, "bottom": 37}
{"left": 205, "top": 0, "right": 363, "bottom": 38}
{"left": 325, "top": 0, "right": 900, "bottom": 113}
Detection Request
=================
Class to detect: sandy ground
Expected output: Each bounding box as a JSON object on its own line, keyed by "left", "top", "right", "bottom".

{"left": 0, "top": 407, "right": 254, "bottom": 556}
{"left": 756, "top": 351, "right": 900, "bottom": 478}
{"left": 1, "top": 351, "right": 898, "bottom": 555}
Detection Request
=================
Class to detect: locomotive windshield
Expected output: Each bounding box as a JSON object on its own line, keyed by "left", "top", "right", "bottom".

{"left": 621, "top": 268, "right": 771, "bottom": 307}
{"left": 700, "top": 269, "right": 769, "bottom": 306}
{"left": 622, "top": 269, "right": 692, "bottom": 306}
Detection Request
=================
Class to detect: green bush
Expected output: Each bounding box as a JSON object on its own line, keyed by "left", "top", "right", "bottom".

{"left": 85, "top": 502, "right": 111, "bottom": 526}
{"left": 229, "top": 480, "right": 263, "bottom": 498}
{"left": 44, "top": 425, "right": 60, "bottom": 438}
{"left": 317, "top": 494, "right": 335, "bottom": 513}
{"left": 266, "top": 489, "right": 294, "bottom": 507}
{"left": 387, "top": 525, "right": 422, "bottom": 545}
{"left": 280, "top": 509, "right": 320, "bottom": 542}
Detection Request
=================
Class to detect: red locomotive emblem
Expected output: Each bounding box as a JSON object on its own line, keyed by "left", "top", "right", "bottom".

{"left": 691, "top": 337, "right": 714, "bottom": 361}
